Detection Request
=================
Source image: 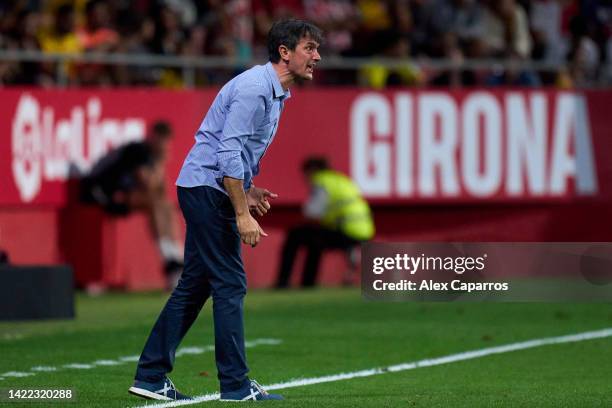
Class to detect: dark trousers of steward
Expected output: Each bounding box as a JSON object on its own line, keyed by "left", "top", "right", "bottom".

{"left": 135, "top": 185, "right": 249, "bottom": 393}
{"left": 276, "top": 224, "right": 359, "bottom": 288}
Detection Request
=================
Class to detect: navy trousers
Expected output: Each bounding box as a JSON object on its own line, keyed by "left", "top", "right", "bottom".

{"left": 135, "top": 186, "right": 249, "bottom": 393}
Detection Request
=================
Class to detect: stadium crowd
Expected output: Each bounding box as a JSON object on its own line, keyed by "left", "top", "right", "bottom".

{"left": 0, "top": 0, "right": 611, "bottom": 88}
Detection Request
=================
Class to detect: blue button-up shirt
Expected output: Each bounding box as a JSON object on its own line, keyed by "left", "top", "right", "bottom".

{"left": 176, "top": 62, "right": 290, "bottom": 193}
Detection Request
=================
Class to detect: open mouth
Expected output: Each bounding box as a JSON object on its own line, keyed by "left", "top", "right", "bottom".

{"left": 306, "top": 64, "right": 315, "bottom": 73}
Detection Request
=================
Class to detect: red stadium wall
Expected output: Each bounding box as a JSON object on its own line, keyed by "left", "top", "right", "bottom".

{"left": 1, "top": 88, "right": 611, "bottom": 290}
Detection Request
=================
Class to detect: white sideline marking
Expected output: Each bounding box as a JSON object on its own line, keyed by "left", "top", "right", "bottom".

{"left": 245, "top": 339, "right": 282, "bottom": 347}
{"left": 176, "top": 347, "right": 211, "bottom": 356}
{"left": 0, "top": 338, "right": 281, "bottom": 382}
{"left": 30, "top": 366, "right": 57, "bottom": 372}
{"left": 131, "top": 327, "right": 612, "bottom": 408}
{"left": 1, "top": 372, "right": 34, "bottom": 378}
{"left": 94, "top": 360, "right": 123, "bottom": 366}
{"left": 63, "top": 363, "right": 94, "bottom": 369}
{"left": 119, "top": 356, "right": 141, "bottom": 363}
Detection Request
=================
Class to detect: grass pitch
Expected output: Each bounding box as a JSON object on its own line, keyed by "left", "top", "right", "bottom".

{"left": 1, "top": 288, "right": 612, "bottom": 407}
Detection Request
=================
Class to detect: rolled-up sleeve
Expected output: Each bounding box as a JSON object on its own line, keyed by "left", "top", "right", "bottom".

{"left": 217, "top": 84, "right": 265, "bottom": 180}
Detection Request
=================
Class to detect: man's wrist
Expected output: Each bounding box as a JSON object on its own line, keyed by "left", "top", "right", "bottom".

{"left": 223, "top": 176, "right": 250, "bottom": 217}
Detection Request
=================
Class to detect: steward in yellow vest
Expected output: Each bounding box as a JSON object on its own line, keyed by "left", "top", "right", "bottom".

{"left": 310, "top": 169, "right": 375, "bottom": 241}
{"left": 276, "top": 157, "right": 375, "bottom": 288}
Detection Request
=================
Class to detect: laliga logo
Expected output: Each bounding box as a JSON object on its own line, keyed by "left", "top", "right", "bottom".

{"left": 11, "top": 94, "right": 146, "bottom": 202}
{"left": 12, "top": 95, "right": 42, "bottom": 202}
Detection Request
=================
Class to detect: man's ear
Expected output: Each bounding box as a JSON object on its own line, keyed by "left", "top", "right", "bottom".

{"left": 278, "top": 45, "right": 290, "bottom": 63}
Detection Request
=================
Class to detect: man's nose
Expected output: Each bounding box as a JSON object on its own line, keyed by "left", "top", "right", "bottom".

{"left": 313, "top": 49, "right": 321, "bottom": 62}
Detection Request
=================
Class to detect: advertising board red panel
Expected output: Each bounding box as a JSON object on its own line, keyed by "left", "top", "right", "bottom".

{"left": 2, "top": 89, "right": 611, "bottom": 207}
{"left": 1, "top": 88, "right": 611, "bottom": 290}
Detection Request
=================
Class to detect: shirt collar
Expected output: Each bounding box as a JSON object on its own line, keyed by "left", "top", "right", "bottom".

{"left": 265, "top": 61, "right": 291, "bottom": 101}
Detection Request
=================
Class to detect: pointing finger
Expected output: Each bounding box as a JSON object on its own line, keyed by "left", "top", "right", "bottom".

{"left": 264, "top": 190, "right": 278, "bottom": 199}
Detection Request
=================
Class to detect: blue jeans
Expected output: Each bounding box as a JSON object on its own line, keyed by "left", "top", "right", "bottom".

{"left": 135, "top": 186, "right": 249, "bottom": 392}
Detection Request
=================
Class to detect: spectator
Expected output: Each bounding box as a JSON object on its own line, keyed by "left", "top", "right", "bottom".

{"left": 567, "top": 14, "right": 601, "bottom": 87}
{"left": 276, "top": 156, "right": 375, "bottom": 288}
{"left": 420, "top": 0, "right": 485, "bottom": 57}
{"left": 530, "top": 0, "right": 572, "bottom": 64}
{"left": 38, "top": 4, "right": 81, "bottom": 85}
{"left": 359, "top": 30, "right": 423, "bottom": 88}
{"left": 113, "top": 10, "right": 157, "bottom": 85}
{"left": 80, "top": 120, "right": 184, "bottom": 290}
{"left": 225, "top": 0, "right": 255, "bottom": 60}
{"left": 0, "top": 9, "right": 43, "bottom": 85}
{"left": 357, "top": 0, "right": 393, "bottom": 32}
{"left": 429, "top": 31, "right": 478, "bottom": 87}
{"left": 77, "top": 0, "right": 119, "bottom": 52}
{"left": 253, "top": 0, "right": 304, "bottom": 58}
{"left": 163, "top": 0, "right": 198, "bottom": 28}
{"left": 151, "top": 5, "right": 185, "bottom": 55}
{"left": 151, "top": 5, "right": 187, "bottom": 87}
{"left": 75, "top": 0, "right": 120, "bottom": 85}
{"left": 481, "top": 0, "right": 532, "bottom": 58}
{"left": 350, "top": 0, "right": 394, "bottom": 57}
{"left": 39, "top": 4, "right": 80, "bottom": 54}
{"left": 0, "top": 0, "right": 609, "bottom": 87}
{"left": 303, "top": 0, "right": 358, "bottom": 56}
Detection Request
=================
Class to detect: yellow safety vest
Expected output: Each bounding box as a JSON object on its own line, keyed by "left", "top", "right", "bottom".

{"left": 311, "top": 170, "right": 375, "bottom": 241}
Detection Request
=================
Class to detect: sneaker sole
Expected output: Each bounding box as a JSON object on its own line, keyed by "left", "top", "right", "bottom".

{"left": 219, "top": 398, "right": 283, "bottom": 402}
{"left": 128, "top": 386, "right": 172, "bottom": 401}
{"left": 219, "top": 396, "right": 283, "bottom": 402}
{"left": 219, "top": 395, "right": 260, "bottom": 402}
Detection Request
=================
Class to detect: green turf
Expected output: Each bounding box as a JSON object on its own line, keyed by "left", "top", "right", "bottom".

{"left": 1, "top": 289, "right": 612, "bottom": 407}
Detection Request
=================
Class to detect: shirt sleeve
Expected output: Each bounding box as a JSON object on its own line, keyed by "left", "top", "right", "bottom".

{"left": 217, "top": 83, "right": 266, "bottom": 180}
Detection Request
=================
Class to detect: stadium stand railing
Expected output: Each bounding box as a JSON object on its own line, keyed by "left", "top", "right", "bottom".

{"left": 1, "top": 49, "right": 610, "bottom": 88}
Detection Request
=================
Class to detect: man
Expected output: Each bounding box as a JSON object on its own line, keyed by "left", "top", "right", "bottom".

{"left": 276, "top": 156, "right": 375, "bottom": 288}
{"left": 38, "top": 4, "right": 82, "bottom": 85}
{"left": 128, "top": 20, "right": 322, "bottom": 401}
{"left": 80, "top": 120, "right": 184, "bottom": 289}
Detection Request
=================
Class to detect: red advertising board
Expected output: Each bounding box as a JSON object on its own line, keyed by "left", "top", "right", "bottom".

{"left": 3, "top": 88, "right": 612, "bottom": 207}
{"left": 1, "top": 88, "right": 612, "bottom": 290}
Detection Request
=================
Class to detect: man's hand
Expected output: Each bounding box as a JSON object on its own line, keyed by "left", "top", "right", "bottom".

{"left": 237, "top": 213, "right": 268, "bottom": 246}
{"left": 223, "top": 177, "right": 271, "bottom": 247}
{"left": 247, "top": 186, "right": 278, "bottom": 216}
